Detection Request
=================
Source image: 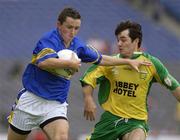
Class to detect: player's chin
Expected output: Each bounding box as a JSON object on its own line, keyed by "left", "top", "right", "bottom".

{"left": 68, "top": 36, "right": 74, "bottom": 41}
{"left": 64, "top": 37, "right": 72, "bottom": 43}
{"left": 119, "top": 50, "right": 125, "bottom": 54}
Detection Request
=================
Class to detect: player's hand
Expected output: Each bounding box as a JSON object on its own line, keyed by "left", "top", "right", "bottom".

{"left": 84, "top": 96, "right": 97, "bottom": 121}
{"left": 128, "top": 59, "right": 151, "bottom": 72}
{"left": 69, "top": 53, "right": 81, "bottom": 72}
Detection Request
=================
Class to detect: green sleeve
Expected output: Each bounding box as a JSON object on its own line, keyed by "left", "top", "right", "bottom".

{"left": 80, "top": 65, "right": 110, "bottom": 105}
{"left": 80, "top": 64, "right": 105, "bottom": 88}
{"left": 149, "top": 55, "right": 180, "bottom": 91}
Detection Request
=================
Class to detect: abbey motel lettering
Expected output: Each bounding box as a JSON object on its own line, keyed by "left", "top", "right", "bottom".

{"left": 113, "top": 81, "right": 139, "bottom": 97}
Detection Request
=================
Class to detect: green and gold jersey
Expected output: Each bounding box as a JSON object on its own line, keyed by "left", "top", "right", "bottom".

{"left": 80, "top": 52, "right": 180, "bottom": 121}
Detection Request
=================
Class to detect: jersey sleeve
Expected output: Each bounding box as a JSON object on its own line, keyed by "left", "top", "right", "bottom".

{"left": 80, "top": 65, "right": 105, "bottom": 88}
{"left": 150, "top": 56, "right": 180, "bottom": 91}
{"left": 31, "top": 38, "right": 58, "bottom": 65}
{"left": 78, "top": 44, "right": 102, "bottom": 64}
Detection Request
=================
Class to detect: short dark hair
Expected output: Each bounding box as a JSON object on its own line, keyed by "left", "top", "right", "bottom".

{"left": 115, "top": 20, "right": 142, "bottom": 48}
{"left": 58, "top": 7, "right": 81, "bottom": 24}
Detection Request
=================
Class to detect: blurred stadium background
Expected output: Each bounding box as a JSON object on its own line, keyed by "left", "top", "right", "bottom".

{"left": 0, "top": 0, "right": 180, "bottom": 140}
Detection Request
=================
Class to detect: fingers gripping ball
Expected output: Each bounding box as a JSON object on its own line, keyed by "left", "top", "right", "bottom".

{"left": 54, "top": 49, "right": 79, "bottom": 79}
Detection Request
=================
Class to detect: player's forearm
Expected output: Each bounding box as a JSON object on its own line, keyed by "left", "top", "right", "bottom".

{"left": 82, "top": 85, "right": 94, "bottom": 99}
{"left": 100, "top": 55, "right": 130, "bottom": 66}
{"left": 37, "top": 58, "right": 73, "bottom": 69}
{"left": 82, "top": 85, "right": 97, "bottom": 121}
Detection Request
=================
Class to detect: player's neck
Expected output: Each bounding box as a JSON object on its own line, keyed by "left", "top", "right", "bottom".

{"left": 63, "top": 41, "right": 71, "bottom": 48}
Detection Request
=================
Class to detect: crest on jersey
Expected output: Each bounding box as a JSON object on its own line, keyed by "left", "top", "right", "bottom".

{"left": 139, "top": 70, "right": 148, "bottom": 80}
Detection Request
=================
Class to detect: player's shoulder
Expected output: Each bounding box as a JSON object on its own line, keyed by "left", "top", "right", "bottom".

{"left": 40, "top": 29, "right": 59, "bottom": 41}
{"left": 141, "top": 52, "right": 161, "bottom": 62}
{"left": 34, "top": 29, "right": 60, "bottom": 52}
{"left": 38, "top": 29, "right": 61, "bottom": 48}
{"left": 141, "top": 52, "right": 165, "bottom": 69}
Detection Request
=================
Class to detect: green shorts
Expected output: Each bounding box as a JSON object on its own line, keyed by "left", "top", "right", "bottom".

{"left": 89, "top": 111, "right": 149, "bottom": 140}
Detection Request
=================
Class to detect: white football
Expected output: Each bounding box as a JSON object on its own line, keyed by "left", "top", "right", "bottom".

{"left": 54, "top": 49, "right": 79, "bottom": 79}
{"left": 57, "top": 49, "right": 78, "bottom": 60}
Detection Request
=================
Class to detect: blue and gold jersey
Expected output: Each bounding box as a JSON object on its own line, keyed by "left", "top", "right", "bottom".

{"left": 80, "top": 52, "right": 180, "bottom": 121}
{"left": 22, "top": 28, "right": 102, "bottom": 103}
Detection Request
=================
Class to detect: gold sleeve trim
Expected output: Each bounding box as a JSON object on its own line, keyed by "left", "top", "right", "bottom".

{"left": 31, "top": 48, "right": 56, "bottom": 64}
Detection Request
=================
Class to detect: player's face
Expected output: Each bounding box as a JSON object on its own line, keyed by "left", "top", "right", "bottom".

{"left": 117, "top": 29, "right": 139, "bottom": 58}
{"left": 57, "top": 17, "right": 81, "bottom": 46}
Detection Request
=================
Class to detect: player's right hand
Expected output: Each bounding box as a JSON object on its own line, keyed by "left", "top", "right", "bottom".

{"left": 69, "top": 53, "right": 81, "bottom": 72}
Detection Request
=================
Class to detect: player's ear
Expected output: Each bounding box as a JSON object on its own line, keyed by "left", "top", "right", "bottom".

{"left": 134, "top": 38, "right": 139, "bottom": 44}
{"left": 57, "top": 21, "right": 60, "bottom": 26}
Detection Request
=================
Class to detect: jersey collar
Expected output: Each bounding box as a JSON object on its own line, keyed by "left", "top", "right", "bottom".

{"left": 118, "top": 52, "right": 143, "bottom": 59}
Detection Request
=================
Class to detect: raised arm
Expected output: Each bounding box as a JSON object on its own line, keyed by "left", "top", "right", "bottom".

{"left": 82, "top": 85, "right": 97, "bottom": 121}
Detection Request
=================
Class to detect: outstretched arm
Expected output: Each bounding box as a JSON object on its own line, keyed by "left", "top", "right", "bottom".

{"left": 82, "top": 85, "right": 97, "bottom": 121}
{"left": 173, "top": 87, "right": 180, "bottom": 102}
{"left": 100, "top": 55, "right": 151, "bottom": 72}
